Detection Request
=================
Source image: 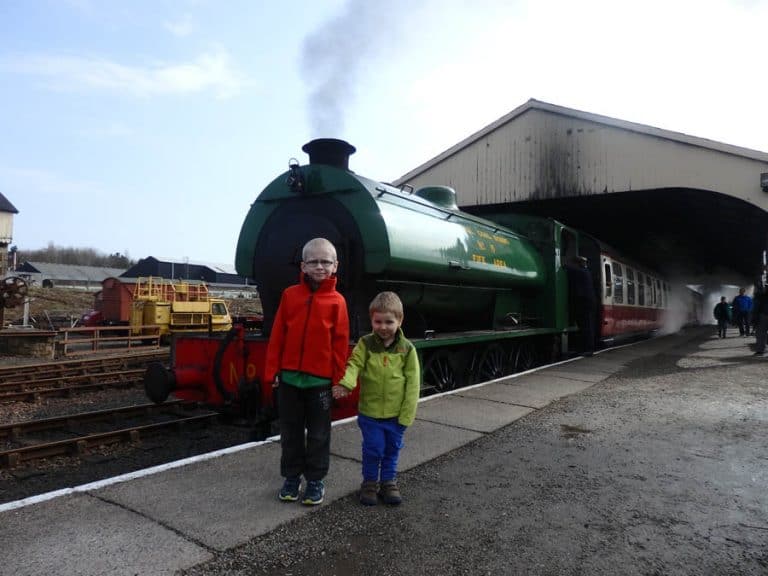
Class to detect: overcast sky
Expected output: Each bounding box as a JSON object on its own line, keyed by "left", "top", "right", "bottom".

{"left": 2, "top": 0, "right": 767, "bottom": 266}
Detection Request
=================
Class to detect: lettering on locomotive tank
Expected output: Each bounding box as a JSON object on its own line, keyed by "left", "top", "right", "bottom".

{"left": 228, "top": 362, "right": 259, "bottom": 385}
{"left": 477, "top": 229, "right": 493, "bottom": 240}
{"left": 465, "top": 223, "right": 511, "bottom": 268}
{"left": 472, "top": 253, "right": 508, "bottom": 267}
{"left": 477, "top": 239, "right": 499, "bottom": 256}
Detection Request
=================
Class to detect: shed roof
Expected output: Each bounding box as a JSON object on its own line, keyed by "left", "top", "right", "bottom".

{"left": 397, "top": 98, "right": 768, "bottom": 183}
{"left": 17, "top": 262, "right": 127, "bottom": 282}
{"left": 0, "top": 192, "right": 19, "bottom": 214}
{"left": 142, "top": 256, "right": 237, "bottom": 275}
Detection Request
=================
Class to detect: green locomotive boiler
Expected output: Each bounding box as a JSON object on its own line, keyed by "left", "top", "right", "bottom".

{"left": 236, "top": 139, "right": 589, "bottom": 392}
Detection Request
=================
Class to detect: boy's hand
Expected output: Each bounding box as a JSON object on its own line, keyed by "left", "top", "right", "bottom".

{"left": 272, "top": 377, "right": 280, "bottom": 389}
{"left": 332, "top": 385, "right": 349, "bottom": 399}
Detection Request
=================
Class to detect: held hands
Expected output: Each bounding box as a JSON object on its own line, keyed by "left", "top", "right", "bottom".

{"left": 332, "top": 385, "right": 349, "bottom": 399}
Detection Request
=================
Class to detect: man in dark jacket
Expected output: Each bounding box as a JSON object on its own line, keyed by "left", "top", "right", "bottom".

{"left": 713, "top": 296, "right": 731, "bottom": 339}
{"left": 752, "top": 288, "right": 768, "bottom": 355}
{"left": 566, "top": 256, "right": 597, "bottom": 356}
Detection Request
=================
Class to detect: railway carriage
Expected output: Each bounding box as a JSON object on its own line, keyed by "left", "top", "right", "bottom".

{"left": 144, "top": 139, "right": 674, "bottom": 435}
{"left": 599, "top": 249, "right": 670, "bottom": 341}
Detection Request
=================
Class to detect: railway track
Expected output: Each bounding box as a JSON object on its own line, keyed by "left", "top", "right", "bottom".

{"left": 0, "top": 350, "right": 168, "bottom": 403}
{"left": 0, "top": 349, "right": 252, "bottom": 505}
{"left": 0, "top": 401, "right": 218, "bottom": 468}
{"left": 0, "top": 349, "right": 168, "bottom": 381}
{"left": 0, "top": 368, "right": 147, "bottom": 403}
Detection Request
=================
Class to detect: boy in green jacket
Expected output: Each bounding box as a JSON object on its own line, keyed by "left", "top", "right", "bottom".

{"left": 333, "top": 291, "right": 420, "bottom": 506}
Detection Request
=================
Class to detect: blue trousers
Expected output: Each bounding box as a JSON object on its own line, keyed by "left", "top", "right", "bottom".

{"left": 357, "top": 413, "right": 406, "bottom": 482}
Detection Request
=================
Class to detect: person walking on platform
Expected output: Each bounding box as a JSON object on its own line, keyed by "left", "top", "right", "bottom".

{"left": 566, "top": 255, "right": 598, "bottom": 356}
{"left": 713, "top": 296, "right": 731, "bottom": 338}
{"left": 264, "top": 238, "right": 350, "bottom": 506}
{"left": 731, "top": 288, "right": 753, "bottom": 337}
{"left": 752, "top": 288, "right": 768, "bottom": 356}
{"left": 333, "top": 292, "right": 420, "bottom": 507}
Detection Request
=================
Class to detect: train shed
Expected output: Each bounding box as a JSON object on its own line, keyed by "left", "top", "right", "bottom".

{"left": 14, "top": 262, "right": 126, "bottom": 290}
{"left": 395, "top": 99, "right": 768, "bottom": 285}
{"left": 124, "top": 256, "right": 249, "bottom": 286}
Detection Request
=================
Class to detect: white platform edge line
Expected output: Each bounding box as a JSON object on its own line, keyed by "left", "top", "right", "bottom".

{"left": 0, "top": 336, "right": 656, "bottom": 513}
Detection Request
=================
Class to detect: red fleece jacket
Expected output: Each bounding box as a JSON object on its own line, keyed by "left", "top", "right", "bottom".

{"left": 264, "top": 275, "right": 350, "bottom": 385}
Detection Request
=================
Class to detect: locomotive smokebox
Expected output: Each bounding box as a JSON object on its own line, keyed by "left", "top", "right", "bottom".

{"left": 302, "top": 138, "right": 356, "bottom": 170}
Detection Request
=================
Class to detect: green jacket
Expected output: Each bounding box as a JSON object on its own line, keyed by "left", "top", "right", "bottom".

{"left": 338, "top": 329, "right": 421, "bottom": 426}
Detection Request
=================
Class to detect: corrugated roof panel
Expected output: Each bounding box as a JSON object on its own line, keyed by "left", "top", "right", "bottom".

{"left": 21, "top": 262, "right": 127, "bottom": 282}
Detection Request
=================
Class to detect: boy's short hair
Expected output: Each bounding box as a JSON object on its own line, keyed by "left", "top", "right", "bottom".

{"left": 302, "top": 238, "right": 337, "bottom": 261}
{"left": 369, "top": 291, "right": 403, "bottom": 320}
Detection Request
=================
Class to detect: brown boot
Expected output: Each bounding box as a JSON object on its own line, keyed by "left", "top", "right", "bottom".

{"left": 378, "top": 480, "right": 402, "bottom": 505}
{"left": 359, "top": 481, "right": 378, "bottom": 506}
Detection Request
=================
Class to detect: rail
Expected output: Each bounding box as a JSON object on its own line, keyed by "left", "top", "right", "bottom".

{"left": 56, "top": 325, "right": 161, "bottom": 357}
{"left": 0, "top": 409, "right": 217, "bottom": 468}
{"left": 0, "top": 368, "right": 146, "bottom": 403}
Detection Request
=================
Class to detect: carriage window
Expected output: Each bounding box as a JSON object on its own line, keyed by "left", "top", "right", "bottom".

{"left": 613, "top": 263, "right": 624, "bottom": 304}
{"left": 626, "top": 268, "right": 636, "bottom": 305}
{"left": 638, "top": 273, "right": 645, "bottom": 306}
{"left": 604, "top": 263, "right": 612, "bottom": 298}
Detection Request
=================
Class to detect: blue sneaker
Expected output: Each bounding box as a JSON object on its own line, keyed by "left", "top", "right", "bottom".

{"left": 302, "top": 480, "right": 325, "bottom": 506}
{"left": 278, "top": 476, "right": 301, "bottom": 502}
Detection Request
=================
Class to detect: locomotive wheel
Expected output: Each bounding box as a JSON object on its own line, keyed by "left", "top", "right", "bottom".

{"left": 468, "top": 343, "right": 507, "bottom": 384}
{"left": 422, "top": 350, "right": 458, "bottom": 394}
{"left": 510, "top": 341, "right": 536, "bottom": 373}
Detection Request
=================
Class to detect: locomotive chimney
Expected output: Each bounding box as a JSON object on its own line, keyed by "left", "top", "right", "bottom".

{"left": 302, "top": 138, "right": 356, "bottom": 170}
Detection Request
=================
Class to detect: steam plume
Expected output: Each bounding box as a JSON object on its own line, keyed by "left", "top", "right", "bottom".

{"left": 301, "top": 0, "right": 405, "bottom": 136}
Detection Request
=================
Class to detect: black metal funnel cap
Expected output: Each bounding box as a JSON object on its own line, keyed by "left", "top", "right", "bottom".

{"left": 302, "top": 139, "right": 356, "bottom": 170}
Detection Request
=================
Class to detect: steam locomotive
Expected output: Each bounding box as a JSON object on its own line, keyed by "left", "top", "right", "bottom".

{"left": 144, "top": 139, "right": 673, "bottom": 435}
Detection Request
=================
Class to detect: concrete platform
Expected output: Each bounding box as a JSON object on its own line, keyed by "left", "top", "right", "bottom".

{"left": 0, "top": 328, "right": 715, "bottom": 576}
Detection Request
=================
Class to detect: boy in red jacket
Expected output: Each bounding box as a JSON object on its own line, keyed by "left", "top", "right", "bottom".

{"left": 264, "top": 238, "right": 350, "bottom": 505}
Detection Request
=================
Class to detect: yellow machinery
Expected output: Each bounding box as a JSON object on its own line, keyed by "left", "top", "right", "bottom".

{"left": 129, "top": 277, "right": 232, "bottom": 339}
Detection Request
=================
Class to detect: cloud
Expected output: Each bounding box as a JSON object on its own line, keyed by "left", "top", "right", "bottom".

{"left": 77, "top": 122, "right": 134, "bottom": 138}
{"left": 165, "top": 14, "right": 195, "bottom": 37}
{"left": 0, "top": 165, "right": 107, "bottom": 201}
{"left": 2, "top": 48, "right": 249, "bottom": 99}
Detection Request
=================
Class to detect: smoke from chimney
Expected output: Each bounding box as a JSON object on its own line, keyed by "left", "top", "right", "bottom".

{"left": 300, "top": 0, "right": 405, "bottom": 136}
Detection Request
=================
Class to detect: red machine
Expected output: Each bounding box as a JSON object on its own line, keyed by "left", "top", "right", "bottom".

{"left": 81, "top": 277, "right": 136, "bottom": 326}
{"left": 144, "top": 326, "right": 359, "bottom": 437}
